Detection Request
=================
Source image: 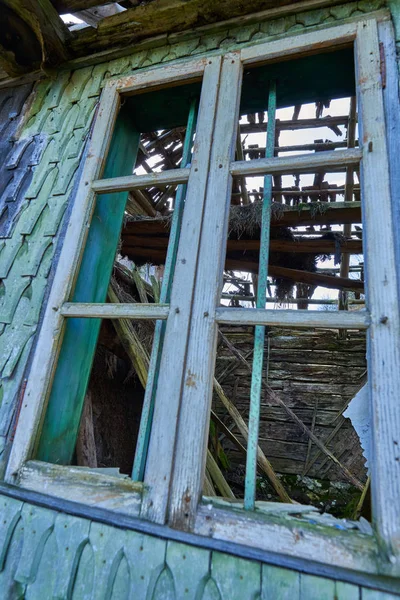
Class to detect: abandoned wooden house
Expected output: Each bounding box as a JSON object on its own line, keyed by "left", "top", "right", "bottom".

{"left": 1, "top": 0, "right": 400, "bottom": 597}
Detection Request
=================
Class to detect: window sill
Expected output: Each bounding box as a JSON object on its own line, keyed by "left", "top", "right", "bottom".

{"left": 194, "top": 499, "right": 400, "bottom": 578}
{"left": 17, "top": 460, "right": 143, "bottom": 517}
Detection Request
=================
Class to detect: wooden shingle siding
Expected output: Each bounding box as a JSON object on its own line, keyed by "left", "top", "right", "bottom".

{"left": 0, "top": 497, "right": 398, "bottom": 599}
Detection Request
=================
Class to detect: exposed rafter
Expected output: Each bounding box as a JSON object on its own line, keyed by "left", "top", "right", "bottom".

{"left": 0, "top": 0, "right": 71, "bottom": 77}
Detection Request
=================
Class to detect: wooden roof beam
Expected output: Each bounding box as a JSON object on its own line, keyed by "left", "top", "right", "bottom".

{"left": 0, "top": 0, "right": 71, "bottom": 77}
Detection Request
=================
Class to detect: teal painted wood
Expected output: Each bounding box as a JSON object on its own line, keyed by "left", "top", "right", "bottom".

{"left": 132, "top": 98, "right": 198, "bottom": 481}
{"left": 362, "top": 591, "right": 400, "bottom": 600}
{"left": 110, "top": 553, "right": 131, "bottom": 600}
{"left": 0, "top": 497, "right": 22, "bottom": 571}
{"left": 36, "top": 110, "right": 140, "bottom": 465}
{"left": 151, "top": 565, "right": 177, "bottom": 599}
{"left": 261, "top": 565, "right": 300, "bottom": 599}
{"left": 14, "top": 504, "right": 55, "bottom": 585}
{"left": 335, "top": 581, "right": 361, "bottom": 599}
{"left": 0, "top": 518, "right": 25, "bottom": 600}
{"left": 71, "top": 540, "right": 95, "bottom": 599}
{"left": 300, "top": 574, "right": 335, "bottom": 599}
{"left": 244, "top": 81, "right": 277, "bottom": 510}
{"left": 52, "top": 513, "right": 90, "bottom": 600}
{"left": 211, "top": 552, "right": 261, "bottom": 600}
{"left": 166, "top": 540, "right": 209, "bottom": 599}
{"left": 124, "top": 530, "right": 166, "bottom": 598}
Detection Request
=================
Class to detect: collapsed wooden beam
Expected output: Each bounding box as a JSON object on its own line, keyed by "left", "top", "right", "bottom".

{"left": 0, "top": 0, "right": 71, "bottom": 76}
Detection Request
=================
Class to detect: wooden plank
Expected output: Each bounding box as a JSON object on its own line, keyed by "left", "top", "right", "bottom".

{"left": 6, "top": 82, "right": 120, "bottom": 483}
{"left": 60, "top": 303, "right": 169, "bottom": 319}
{"left": 362, "top": 591, "right": 400, "bottom": 600}
{"left": 0, "top": 496, "right": 22, "bottom": 571}
{"left": 230, "top": 149, "right": 362, "bottom": 178}
{"left": 356, "top": 19, "right": 400, "bottom": 557}
{"left": 124, "top": 531, "right": 166, "bottom": 598}
{"left": 262, "top": 565, "right": 300, "bottom": 599}
{"left": 225, "top": 262, "right": 364, "bottom": 292}
{"left": 14, "top": 503, "right": 55, "bottom": 585}
{"left": 53, "top": 513, "right": 91, "bottom": 600}
{"left": 35, "top": 98, "right": 140, "bottom": 465}
{"left": 142, "top": 56, "right": 222, "bottom": 524}
{"left": 19, "top": 461, "right": 143, "bottom": 516}
{"left": 211, "top": 552, "right": 261, "bottom": 600}
{"left": 132, "top": 98, "right": 198, "bottom": 482}
{"left": 300, "top": 574, "right": 335, "bottom": 599}
{"left": 241, "top": 20, "right": 357, "bottom": 65}
{"left": 113, "top": 55, "right": 208, "bottom": 94}
{"left": 92, "top": 168, "right": 190, "bottom": 194}
{"left": 335, "top": 581, "right": 361, "bottom": 600}
{"left": 195, "top": 505, "right": 379, "bottom": 575}
{"left": 167, "top": 54, "right": 242, "bottom": 530}
{"left": 166, "top": 541, "right": 210, "bottom": 599}
{"left": 216, "top": 308, "right": 369, "bottom": 329}
{"left": 1, "top": 0, "right": 70, "bottom": 77}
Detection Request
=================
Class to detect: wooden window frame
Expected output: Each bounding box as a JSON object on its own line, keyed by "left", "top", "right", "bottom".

{"left": 6, "top": 13, "right": 400, "bottom": 575}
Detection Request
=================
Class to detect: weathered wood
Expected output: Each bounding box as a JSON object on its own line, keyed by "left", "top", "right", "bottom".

{"left": 211, "top": 552, "right": 261, "bottom": 600}
{"left": 0, "top": 0, "right": 71, "bottom": 77}
{"left": 167, "top": 54, "right": 243, "bottom": 530}
{"left": 357, "top": 18, "right": 400, "bottom": 558}
{"left": 92, "top": 167, "right": 190, "bottom": 194}
{"left": 6, "top": 82, "right": 120, "bottom": 483}
{"left": 60, "top": 302, "right": 169, "bottom": 319}
{"left": 230, "top": 149, "right": 362, "bottom": 178}
{"left": 19, "top": 460, "right": 143, "bottom": 515}
{"left": 262, "top": 565, "right": 300, "bottom": 599}
{"left": 51, "top": 0, "right": 113, "bottom": 12}
{"left": 195, "top": 504, "right": 379, "bottom": 575}
{"left": 142, "top": 56, "right": 222, "bottom": 524}
{"left": 216, "top": 308, "right": 369, "bottom": 329}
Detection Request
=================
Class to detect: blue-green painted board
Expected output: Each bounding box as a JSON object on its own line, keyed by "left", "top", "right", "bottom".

{"left": 36, "top": 110, "right": 140, "bottom": 464}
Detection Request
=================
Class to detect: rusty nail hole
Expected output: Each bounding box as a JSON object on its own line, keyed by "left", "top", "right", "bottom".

{"left": 380, "top": 316, "right": 388, "bottom": 324}
{"left": 240, "top": 576, "right": 243, "bottom": 580}
{"left": 175, "top": 307, "right": 180, "bottom": 314}
{"left": 149, "top": 501, "right": 153, "bottom": 507}
{"left": 141, "top": 575, "right": 144, "bottom": 580}
{"left": 204, "top": 311, "right": 209, "bottom": 317}
{"left": 66, "top": 547, "right": 69, "bottom": 551}
{"left": 185, "top": 588, "right": 189, "bottom": 593}
{"left": 183, "top": 555, "right": 186, "bottom": 560}
{"left": 219, "top": 164, "right": 223, "bottom": 168}
{"left": 181, "top": 258, "right": 186, "bottom": 264}
{"left": 184, "top": 513, "right": 189, "bottom": 518}
{"left": 85, "top": 181, "right": 89, "bottom": 186}
{"left": 140, "top": 546, "right": 143, "bottom": 551}
{"left": 231, "top": 60, "right": 235, "bottom": 63}
{"left": 368, "top": 141, "right": 373, "bottom": 152}
{"left": 163, "top": 475, "right": 166, "bottom": 480}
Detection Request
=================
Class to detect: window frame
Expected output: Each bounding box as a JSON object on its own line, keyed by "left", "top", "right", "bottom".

{"left": 6, "top": 13, "right": 400, "bottom": 575}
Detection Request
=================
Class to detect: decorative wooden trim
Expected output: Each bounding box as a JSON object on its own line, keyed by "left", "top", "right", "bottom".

{"left": 215, "top": 308, "right": 370, "bottom": 329}
{"left": 142, "top": 56, "right": 223, "bottom": 524}
{"left": 230, "top": 149, "right": 362, "bottom": 178}
{"left": 19, "top": 461, "right": 143, "bottom": 517}
{"left": 167, "top": 53, "right": 243, "bottom": 531}
{"left": 113, "top": 56, "right": 208, "bottom": 94}
{"left": 241, "top": 20, "right": 358, "bottom": 65}
{"left": 356, "top": 19, "right": 400, "bottom": 560}
{"left": 60, "top": 303, "right": 169, "bottom": 319}
{"left": 92, "top": 168, "right": 190, "bottom": 194}
{"left": 6, "top": 82, "right": 120, "bottom": 482}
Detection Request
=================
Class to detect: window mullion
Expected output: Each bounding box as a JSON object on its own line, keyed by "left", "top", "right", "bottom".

{"left": 141, "top": 56, "right": 223, "bottom": 525}
{"left": 167, "top": 53, "right": 243, "bottom": 531}
{"left": 356, "top": 19, "right": 400, "bottom": 558}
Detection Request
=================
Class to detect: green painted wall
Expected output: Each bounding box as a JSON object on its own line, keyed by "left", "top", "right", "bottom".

{"left": 0, "top": 495, "right": 399, "bottom": 599}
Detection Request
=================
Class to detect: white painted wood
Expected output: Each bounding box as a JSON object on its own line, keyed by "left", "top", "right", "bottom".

{"left": 195, "top": 505, "right": 380, "bottom": 576}
{"left": 167, "top": 54, "right": 243, "bottom": 530}
{"left": 230, "top": 149, "right": 361, "bottom": 178}
{"left": 356, "top": 19, "right": 400, "bottom": 560}
{"left": 60, "top": 302, "right": 169, "bottom": 319}
{"left": 92, "top": 168, "right": 190, "bottom": 194}
{"left": 5, "top": 82, "right": 121, "bottom": 483}
{"left": 19, "top": 461, "right": 143, "bottom": 516}
{"left": 142, "top": 56, "right": 223, "bottom": 524}
{"left": 113, "top": 56, "right": 208, "bottom": 94}
{"left": 215, "top": 308, "right": 370, "bottom": 329}
{"left": 241, "top": 20, "right": 358, "bottom": 65}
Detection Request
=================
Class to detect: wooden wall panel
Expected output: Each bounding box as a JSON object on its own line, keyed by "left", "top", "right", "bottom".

{"left": 0, "top": 497, "right": 398, "bottom": 599}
